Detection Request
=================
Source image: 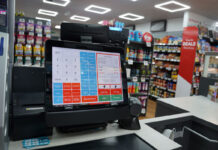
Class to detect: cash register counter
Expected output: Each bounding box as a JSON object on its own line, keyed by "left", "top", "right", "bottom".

{"left": 9, "top": 96, "right": 218, "bottom": 150}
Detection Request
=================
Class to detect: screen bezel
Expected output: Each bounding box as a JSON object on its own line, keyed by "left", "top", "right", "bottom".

{"left": 45, "top": 40, "right": 129, "bottom": 112}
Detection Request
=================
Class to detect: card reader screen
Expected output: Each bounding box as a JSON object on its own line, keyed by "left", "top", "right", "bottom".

{"left": 52, "top": 47, "right": 123, "bottom": 106}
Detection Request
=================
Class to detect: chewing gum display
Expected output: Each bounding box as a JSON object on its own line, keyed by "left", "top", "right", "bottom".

{"left": 17, "top": 18, "right": 25, "bottom": 31}
{"left": 41, "top": 47, "right": 45, "bottom": 66}
{"left": 17, "top": 32, "right": 25, "bottom": 44}
{"left": 26, "top": 19, "right": 34, "bottom": 32}
{"left": 15, "top": 43, "right": 24, "bottom": 56}
{"left": 26, "top": 32, "right": 34, "bottom": 45}
{"left": 14, "top": 44, "right": 24, "bottom": 66}
{"left": 35, "top": 21, "right": 43, "bottom": 34}
{"left": 33, "top": 45, "right": 41, "bottom": 66}
{"left": 24, "top": 44, "right": 32, "bottom": 66}
{"left": 44, "top": 22, "right": 51, "bottom": 34}
{"left": 35, "top": 34, "right": 43, "bottom": 45}
{"left": 14, "top": 17, "right": 51, "bottom": 67}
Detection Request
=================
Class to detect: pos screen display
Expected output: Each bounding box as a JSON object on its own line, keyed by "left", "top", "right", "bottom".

{"left": 52, "top": 47, "right": 123, "bottom": 106}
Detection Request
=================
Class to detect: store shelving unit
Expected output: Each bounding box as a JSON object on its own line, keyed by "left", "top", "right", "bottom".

{"left": 125, "top": 40, "right": 153, "bottom": 116}
{"left": 203, "top": 51, "right": 218, "bottom": 79}
{"left": 149, "top": 42, "right": 181, "bottom": 99}
{"left": 191, "top": 32, "right": 218, "bottom": 95}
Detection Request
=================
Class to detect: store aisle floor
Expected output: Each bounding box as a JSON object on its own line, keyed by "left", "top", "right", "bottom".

{"left": 139, "top": 100, "right": 157, "bottom": 120}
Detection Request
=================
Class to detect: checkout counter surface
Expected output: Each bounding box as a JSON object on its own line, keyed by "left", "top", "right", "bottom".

{"left": 9, "top": 96, "right": 217, "bottom": 150}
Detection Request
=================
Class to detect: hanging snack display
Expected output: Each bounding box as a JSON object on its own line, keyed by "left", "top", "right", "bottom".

{"left": 14, "top": 16, "right": 51, "bottom": 67}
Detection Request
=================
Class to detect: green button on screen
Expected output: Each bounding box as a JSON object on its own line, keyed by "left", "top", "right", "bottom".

{"left": 99, "top": 95, "right": 111, "bottom": 101}
{"left": 111, "top": 95, "right": 122, "bottom": 101}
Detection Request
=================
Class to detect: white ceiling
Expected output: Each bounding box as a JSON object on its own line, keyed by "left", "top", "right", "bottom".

{"left": 16, "top": 0, "right": 218, "bottom": 29}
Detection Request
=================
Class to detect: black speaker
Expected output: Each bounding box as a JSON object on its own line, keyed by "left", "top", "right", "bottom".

{"left": 119, "top": 97, "right": 141, "bottom": 130}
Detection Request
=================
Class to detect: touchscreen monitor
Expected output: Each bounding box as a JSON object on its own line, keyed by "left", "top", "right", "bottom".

{"left": 52, "top": 47, "right": 123, "bottom": 106}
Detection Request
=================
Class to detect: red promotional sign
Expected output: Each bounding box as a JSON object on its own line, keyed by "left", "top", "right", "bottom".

{"left": 143, "top": 32, "right": 152, "bottom": 43}
{"left": 178, "top": 26, "right": 198, "bottom": 84}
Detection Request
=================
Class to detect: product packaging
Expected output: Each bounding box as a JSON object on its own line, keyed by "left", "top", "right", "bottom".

{"left": 17, "top": 31, "right": 26, "bottom": 44}
{"left": 26, "top": 32, "right": 34, "bottom": 45}
{"left": 26, "top": 19, "right": 35, "bottom": 32}
{"left": 129, "top": 30, "right": 135, "bottom": 41}
{"left": 41, "top": 46, "right": 45, "bottom": 66}
{"left": 17, "top": 18, "right": 25, "bottom": 31}
{"left": 207, "top": 85, "right": 218, "bottom": 102}
{"left": 35, "top": 33, "right": 43, "bottom": 45}
{"left": 44, "top": 21, "right": 51, "bottom": 34}
{"left": 134, "top": 31, "right": 143, "bottom": 42}
{"left": 33, "top": 45, "right": 41, "bottom": 66}
{"left": 24, "top": 44, "right": 32, "bottom": 66}
{"left": 35, "top": 21, "right": 43, "bottom": 34}
{"left": 129, "top": 48, "right": 134, "bottom": 59}
{"left": 128, "top": 82, "right": 131, "bottom": 93}
{"left": 126, "top": 47, "right": 130, "bottom": 61}
{"left": 137, "top": 49, "right": 144, "bottom": 61}
{"left": 14, "top": 43, "right": 24, "bottom": 66}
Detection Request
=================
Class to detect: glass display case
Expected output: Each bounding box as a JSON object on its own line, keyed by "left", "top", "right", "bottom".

{"left": 203, "top": 52, "right": 218, "bottom": 79}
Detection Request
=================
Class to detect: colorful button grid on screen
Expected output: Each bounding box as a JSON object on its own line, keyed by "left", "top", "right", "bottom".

{"left": 72, "top": 83, "right": 80, "bottom": 89}
{"left": 111, "top": 95, "right": 122, "bottom": 101}
{"left": 98, "top": 85, "right": 111, "bottom": 102}
{"left": 82, "top": 96, "right": 98, "bottom": 102}
{"left": 111, "top": 89, "right": 122, "bottom": 95}
{"left": 63, "top": 90, "right": 71, "bottom": 97}
{"left": 53, "top": 83, "right": 62, "bottom": 89}
{"left": 63, "top": 83, "right": 71, "bottom": 89}
{"left": 53, "top": 82, "right": 82, "bottom": 104}
{"left": 63, "top": 97, "right": 73, "bottom": 103}
{"left": 80, "top": 51, "right": 98, "bottom": 101}
{"left": 98, "top": 89, "right": 110, "bottom": 95}
{"left": 53, "top": 96, "right": 63, "bottom": 104}
{"left": 53, "top": 90, "right": 63, "bottom": 96}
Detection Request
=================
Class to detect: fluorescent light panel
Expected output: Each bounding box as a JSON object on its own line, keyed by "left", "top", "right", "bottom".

{"left": 43, "top": 0, "right": 70, "bottom": 7}
{"left": 85, "top": 5, "right": 111, "bottom": 14}
{"left": 155, "top": 1, "right": 191, "bottom": 13}
{"left": 55, "top": 25, "right": 61, "bottom": 29}
{"left": 98, "top": 21, "right": 103, "bottom": 24}
{"left": 70, "top": 15, "right": 90, "bottom": 22}
{"left": 35, "top": 17, "right": 51, "bottom": 22}
{"left": 119, "top": 13, "right": 144, "bottom": 21}
{"left": 38, "top": 9, "right": 58, "bottom": 17}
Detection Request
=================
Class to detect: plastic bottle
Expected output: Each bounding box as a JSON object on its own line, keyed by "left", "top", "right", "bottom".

{"left": 126, "top": 47, "right": 130, "bottom": 61}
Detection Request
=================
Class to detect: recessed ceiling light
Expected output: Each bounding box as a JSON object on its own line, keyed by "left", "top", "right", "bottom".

{"left": 119, "top": 13, "right": 144, "bottom": 21}
{"left": 84, "top": 5, "right": 111, "bottom": 14}
{"left": 38, "top": 9, "right": 58, "bottom": 17}
{"left": 43, "top": 0, "right": 70, "bottom": 7}
{"left": 70, "top": 15, "right": 90, "bottom": 22}
{"left": 155, "top": 1, "right": 191, "bottom": 13}
{"left": 55, "top": 25, "right": 61, "bottom": 29}
{"left": 98, "top": 21, "right": 103, "bottom": 25}
{"left": 131, "top": 0, "right": 138, "bottom": 2}
{"left": 35, "top": 17, "right": 51, "bottom": 22}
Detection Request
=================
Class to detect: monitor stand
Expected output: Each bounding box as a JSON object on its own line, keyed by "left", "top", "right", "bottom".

{"left": 119, "top": 117, "right": 141, "bottom": 130}
{"left": 57, "top": 123, "right": 107, "bottom": 133}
